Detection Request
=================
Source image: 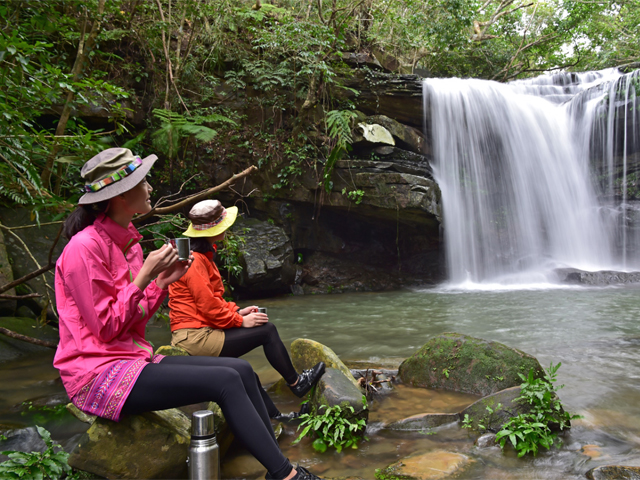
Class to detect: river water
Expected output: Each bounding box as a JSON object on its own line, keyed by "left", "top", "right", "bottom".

{"left": 1, "top": 286, "right": 640, "bottom": 477}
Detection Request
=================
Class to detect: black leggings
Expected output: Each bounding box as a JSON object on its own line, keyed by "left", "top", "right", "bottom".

{"left": 121, "top": 356, "right": 292, "bottom": 479}
{"left": 219, "top": 322, "right": 298, "bottom": 385}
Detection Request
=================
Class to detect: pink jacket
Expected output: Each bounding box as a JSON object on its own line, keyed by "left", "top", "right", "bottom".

{"left": 53, "top": 214, "right": 167, "bottom": 399}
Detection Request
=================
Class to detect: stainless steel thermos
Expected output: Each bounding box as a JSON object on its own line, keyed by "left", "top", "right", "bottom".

{"left": 188, "top": 410, "right": 219, "bottom": 480}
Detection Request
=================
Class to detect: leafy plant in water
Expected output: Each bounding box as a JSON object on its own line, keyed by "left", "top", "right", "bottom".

{"left": 293, "top": 396, "right": 368, "bottom": 453}
{"left": 495, "top": 362, "right": 581, "bottom": 457}
{"left": 0, "top": 426, "right": 72, "bottom": 480}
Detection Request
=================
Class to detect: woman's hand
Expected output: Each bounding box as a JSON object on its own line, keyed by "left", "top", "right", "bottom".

{"left": 157, "top": 251, "right": 193, "bottom": 289}
{"left": 239, "top": 306, "right": 258, "bottom": 316}
{"left": 241, "top": 312, "right": 268, "bottom": 328}
{"left": 134, "top": 244, "right": 190, "bottom": 291}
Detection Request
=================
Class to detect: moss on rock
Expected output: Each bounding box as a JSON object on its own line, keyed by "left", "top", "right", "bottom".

{"left": 68, "top": 409, "right": 190, "bottom": 479}
{"left": 290, "top": 338, "right": 359, "bottom": 389}
{"left": 155, "top": 344, "right": 189, "bottom": 356}
{"left": 398, "top": 333, "right": 543, "bottom": 396}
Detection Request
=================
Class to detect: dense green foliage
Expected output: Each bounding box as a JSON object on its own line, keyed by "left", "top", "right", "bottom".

{"left": 0, "top": 0, "right": 638, "bottom": 213}
{"left": 495, "top": 362, "right": 581, "bottom": 457}
{"left": 0, "top": 426, "right": 73, "bottom": 480}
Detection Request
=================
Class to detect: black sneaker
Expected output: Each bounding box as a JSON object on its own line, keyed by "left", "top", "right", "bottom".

{"left": 266, "top": 464, "right": 323, "bottom": 480}
{"left": 271, "top": 402, "right": 311, "bottom": 422}
{"left": 292, "top": 465, "right": 323, "bottom": 480}
{"left": 289, "top": 362, "right": 326, "bottom": 398}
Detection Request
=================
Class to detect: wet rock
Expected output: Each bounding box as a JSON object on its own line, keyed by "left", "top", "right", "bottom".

{"left": 580, "top": 444, "right": 603, "bottom": 459}
{"left": 155, "top": 344, "right": 189, "bottom": 356}
{"left": 310, "top": 368, "right": 368, "bottom": 428}
{"left": 375, "top": 450, "right": 472, "bottom": 480}
{"left": 68, "top": 409, "right": 190, "bottom": 479}
{"left": 341, "top": 52, "right": 384, "bottom": 70}
{"left": 232, "top": 218, "right": 300, "bottom": 296}
{"left": 586, "top": 465, "right": 640, "bottom": 479}
{"left": 475, "top": 433, "right": 498, "bottom": 448}
{"left": 398, "top": 333, "right": 544, "bottom": 396}
{"left": 459, "top": 386, "right": 526, "bottom": 433}
{"left": 386, "top": 413, "right": 459, "bottom": 431}
{"left": 220, "top": 452, "right": 266, "bottom": 479}
{"left": 299, "top": 252, "right": 405, "bottom": 295}
{"left": 290, "top": 338, "right": 360, "bottom": 389}
{"left": 0, "top": 317, "right": 59, "bottom": 362}
{"left": 555, "top": 268, "right": 640, "bottom": 286}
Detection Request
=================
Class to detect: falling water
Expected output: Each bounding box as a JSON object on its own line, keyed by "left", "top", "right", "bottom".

{"left": 425, "top": 68, "right": 640, "bottom": 285}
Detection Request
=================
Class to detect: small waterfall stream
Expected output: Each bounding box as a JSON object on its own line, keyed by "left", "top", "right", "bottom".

{"left": 425, "top": 69, "right": 640, "bottom": 285}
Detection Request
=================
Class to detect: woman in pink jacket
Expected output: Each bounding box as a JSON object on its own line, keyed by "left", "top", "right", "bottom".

{"left": 54, "top": 148, "right": 322, "bottom": 480}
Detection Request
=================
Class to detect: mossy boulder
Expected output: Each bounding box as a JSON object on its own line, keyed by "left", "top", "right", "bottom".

{"left": 155, "top": 344, "right": 189, "bottom": 356}
{"left": 205, "top": 401, "right": 232, "bottom": 458}
{"left": 398, "top": 333, "right": 543, "bottom": 396}
{"left": 310, "top": 368, "right": 368, "bottom": 429}
{"left": 68, "top": 408, "right": 190, "bottom": 479}
{"left": 375, "top": 451, "right": 472, "bottom": 480}
{"left": 290, "top": 338, "right": 360, "bottom": 389}
{"left": 586, "top": 465, "right": 640, "bottom": 479}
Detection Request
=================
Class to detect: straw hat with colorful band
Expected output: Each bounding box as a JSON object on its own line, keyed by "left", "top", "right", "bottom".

{"left": 182, "top": 200, "right": 238, "bottom": 238}
{"left": 78, "top": 148, "right": 158, "bottom": 205}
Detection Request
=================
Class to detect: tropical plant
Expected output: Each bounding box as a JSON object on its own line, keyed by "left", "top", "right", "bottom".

{"left": 495, "top": 362, "right": 581, "bottom": 457}
{"left": 293, "top": 396, "right": 368, "bottom": 453}
{"left": 0, "top": 426, "right": 72, "bottom": 480}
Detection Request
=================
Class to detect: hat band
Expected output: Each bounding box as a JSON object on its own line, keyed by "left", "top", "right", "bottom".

{"left": 84, "top": 157, "right": 143, "bottom": 193}
{"left": 193, "top": 210, "right": 227, "bottom": 231}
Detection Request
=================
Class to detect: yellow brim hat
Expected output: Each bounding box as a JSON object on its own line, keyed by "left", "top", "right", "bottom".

{"left": 183, "top": 206, "right": 238, "bottom": 237}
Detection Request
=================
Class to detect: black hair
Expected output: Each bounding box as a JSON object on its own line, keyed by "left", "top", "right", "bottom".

{"left": 189, "top": 237, "right": 216, "bottom": 256}
{"left": 63, "top": 201, "right": 110, "bottom": 240}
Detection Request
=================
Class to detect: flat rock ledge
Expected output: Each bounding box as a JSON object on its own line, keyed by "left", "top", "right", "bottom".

{"left": 586, "top": 465, "right": 640, "bottom": 480}
{"left": 555, "top": 268, "right": 640, "bottom": 286}
{"left": 385, "top": 413, "right": 458, "bottom": 431}
{"left": 375, "top": 450, "right": 472, "bottom": 480}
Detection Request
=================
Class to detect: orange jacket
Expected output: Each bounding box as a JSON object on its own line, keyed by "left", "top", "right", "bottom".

{"left": 168, "top": 251, "right": 243, "bottom": 331}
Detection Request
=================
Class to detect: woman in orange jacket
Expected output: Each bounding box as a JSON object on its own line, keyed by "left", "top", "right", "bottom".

{"left": 168, "top": 200, "right": 325, "bottom": 420}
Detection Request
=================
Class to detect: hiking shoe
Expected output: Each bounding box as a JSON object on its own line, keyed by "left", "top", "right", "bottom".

{"left": 266, "top": 464, "right": 323, "bottom": 480}
{"left": 271, "top": 402, "right": 311, "bottom": 422}
{"left": 289, "top": 362, "right": 325, "bottom": 398}
{"left": 292, "top": 465, "right": 323, "bottom": 480}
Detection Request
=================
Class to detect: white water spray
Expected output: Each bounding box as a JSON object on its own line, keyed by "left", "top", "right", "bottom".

{"left": 424, "top": 69, "right": 640, "bottom": 286}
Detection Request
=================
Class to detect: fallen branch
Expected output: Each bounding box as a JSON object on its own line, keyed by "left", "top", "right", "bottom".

{"left": 0, "top": 327, "right": 57, "bottom": 348}
{"left": 133, "top": 165, "right": 258, "bottom": 223}
{"left": 0, "top": 293, "right": 42, "bottom": 300}
{"left": 0, "top": 264, "right": 55, "bottom": 295}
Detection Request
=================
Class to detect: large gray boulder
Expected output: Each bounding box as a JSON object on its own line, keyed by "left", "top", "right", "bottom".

{"left": 68, "top": 409, "right": 190, "bottom": 479}
{"left": 310, "top": 368, "right": 368, "bottom": 429}
{"left": 458, "top": 386, "right": 527, "bottom": 433}
{"left": 398, "top": 333, "right": 544, "bottom": 396}
{"left": 233, "top": 218, "right": 300, "bottom": 295}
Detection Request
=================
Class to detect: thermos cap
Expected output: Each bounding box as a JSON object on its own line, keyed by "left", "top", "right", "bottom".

{"left": 191, "top": 410, "right": 215, "bottom": 437}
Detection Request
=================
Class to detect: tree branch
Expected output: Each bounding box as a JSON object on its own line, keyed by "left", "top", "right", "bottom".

{"left": 133, "top": 165, "right": 258, "bottom": 223}
{"left": 0, "top": 327, "right": 57, "bottom": 348}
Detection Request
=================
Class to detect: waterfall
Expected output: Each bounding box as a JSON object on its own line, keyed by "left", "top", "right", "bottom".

{"left": 425, "top": 68, "right": 640, "bottom": 285}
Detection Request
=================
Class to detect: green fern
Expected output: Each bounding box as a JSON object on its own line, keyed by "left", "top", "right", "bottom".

{"left": 323, "top": 109, "right": 358, "bottom": 192}
{"left": 151, "top": 109, "right": 236, "bottom": 159}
